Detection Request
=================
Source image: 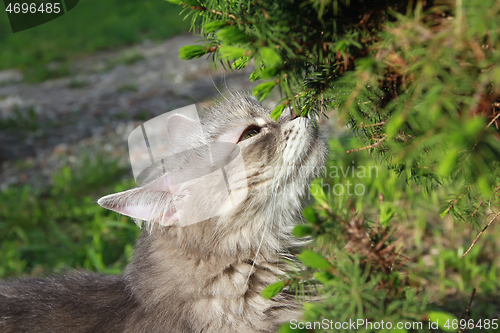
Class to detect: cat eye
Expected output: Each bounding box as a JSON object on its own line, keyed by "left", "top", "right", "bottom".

{"left": 238, "top": 125, "right": 261, "bottom": 142}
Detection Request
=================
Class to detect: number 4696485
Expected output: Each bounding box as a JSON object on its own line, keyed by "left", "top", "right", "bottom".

{"left": 5, "top": 2, "right": 61, "bottom": 14}
{"left": 443, "top": 319, "right": 498, "bottom": 330}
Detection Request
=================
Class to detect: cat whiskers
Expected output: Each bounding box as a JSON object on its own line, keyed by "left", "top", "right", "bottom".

{"left": 243, "top": 166, "right": 281, "bottom": 287}
{"left": 244, "top": 222, "right": 266, "bottom": 287}
{"left": 206, "top": 63, "right": 228, "bottom": 102}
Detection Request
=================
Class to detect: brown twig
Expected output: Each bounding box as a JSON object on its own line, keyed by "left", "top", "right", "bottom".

{"left": 463, "top": 210, "right": 500, "bottom": 257}
{"left": 470, "top": 111, "right": 500, "bottom": 152}
{"left": 486, "top": 111, "right": 500, "bottom": 129}
{"left": 346, "top": 135, "right": 386, "bottom": 154}
{"left": 204, "top": 46, "right": 219, "bottom": 53}
{"left": 359, "top": 121, "right": 387, "bottom": 128}
{"left": 468, "top": 38, "right": 486, "bottom": 61}
{"left": 260, "top": 7, "right": 270, "bottom": 19}
{"left": 189, "top": 4, "right": 241, "bottom": 22}
{"left": 443, "top": 184, "right": 472, "bottom": 216}
{"left": 320, "top": 90, "right": 324, "bottom": 115}
{"left": 458, "top": 288, "right": 476, "bottom": 333}
{"left": 488, "top": 183, "right": 500, "bottom": 211}
{"left": 470, "top": 200, "right": 483, "bottom": 218}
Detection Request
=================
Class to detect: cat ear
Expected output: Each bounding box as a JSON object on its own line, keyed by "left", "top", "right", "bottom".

{"left": 97, "top": 175, "right": 185, "bottom": 226}
{"left": 98, "top": 146, "right": 249, "bottom": 228}
{"left": 166, "top": 114, "right": 207, "bottom": 151}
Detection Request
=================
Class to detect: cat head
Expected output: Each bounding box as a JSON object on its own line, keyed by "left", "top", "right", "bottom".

{"left": 98, "top": 91, "right": 328, "bottom": 257}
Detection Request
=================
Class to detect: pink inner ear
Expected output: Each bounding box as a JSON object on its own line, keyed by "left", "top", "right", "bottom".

{"left": 122, "top": 204, "right": 156, "bottom": 221}
{"left": 98, "top": 184, "right": 182, "bottom": 226}
{"left": 121, "top": 203, "right": 179, "bottom": 225}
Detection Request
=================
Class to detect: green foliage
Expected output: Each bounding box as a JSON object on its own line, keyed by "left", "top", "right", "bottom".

{"left": 173, "top": 0, "right": 499, "bottom": 217}
{"left": 292, "top": 224, "right": 314, "bottom": 237}
{"left": 173, "top": 2, "right": 500, "bottom": 330}
{"left": 262, "top": 280, "right": 285, "bottom": 300}
{"left": 179, "top": 45, "right": 209, "bottom": 60}
{"left": 218, "top": 45, "right": 249, "bottom": 60}
{"left": 0, "top": 153, "right": 141, "bottom": 277}
{"left": 298, "top": 250, "right": 333, "bottom": 270}
{"left": 278, "top": 137, "right": 500, "bottom": 332}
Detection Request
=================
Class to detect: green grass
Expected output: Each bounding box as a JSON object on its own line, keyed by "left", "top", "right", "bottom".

{"left": 0, "top": 153, "right": 141, "bottom": 278}
{"left": 0, "top": 0, "right": 191, "bottom": 81}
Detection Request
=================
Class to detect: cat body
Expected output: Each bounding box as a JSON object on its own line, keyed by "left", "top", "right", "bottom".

{"left": 0, "top": 92, "right": 327, "bottom": 332}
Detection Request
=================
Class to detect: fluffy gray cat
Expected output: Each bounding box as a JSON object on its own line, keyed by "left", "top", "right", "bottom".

{"left": 0, "top": 92, "right": 327, "bottom": 332}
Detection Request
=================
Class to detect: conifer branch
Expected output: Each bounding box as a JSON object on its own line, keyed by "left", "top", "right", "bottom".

{"left": 463, "top": 210, "right": 500, "bottom": 258}
{"left": 359, "top": 121, "right": 386, "bottom": 128}
{"left": 188, "top": 4, "right": 241, "bottom": 22}
{"left": 346, "top": 135, "right": 385, "bottom": 154}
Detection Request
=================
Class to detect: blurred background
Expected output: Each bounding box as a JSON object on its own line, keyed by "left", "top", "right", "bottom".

{"left": 0, "top": 2, "right": 498, "bottom": 324}
{"left": 0, "top": 0, "right": 255, "bottom": 277}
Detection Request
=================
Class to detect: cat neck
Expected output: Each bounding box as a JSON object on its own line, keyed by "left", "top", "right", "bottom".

{"left": 126, "top": 217, "right": 296, "bottom": 286}
{"left": 124, "top": 226, "right": 298, "bottom": 332}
